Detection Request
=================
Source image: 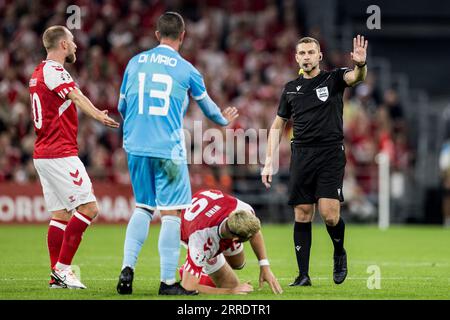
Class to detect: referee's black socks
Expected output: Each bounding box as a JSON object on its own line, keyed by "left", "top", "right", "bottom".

{"left": 326, "top": 217, "right": 345, "bottom": 256}
{"left": 293, "top": 222, "right": 312, "bottom": 276}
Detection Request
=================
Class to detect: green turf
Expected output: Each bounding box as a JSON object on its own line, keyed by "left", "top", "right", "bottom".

{"left": 0, "top": 224, "right": 449, "bottom": 300}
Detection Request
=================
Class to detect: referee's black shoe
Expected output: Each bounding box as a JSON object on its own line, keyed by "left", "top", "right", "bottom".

{"left": 289, "top": 274, "right": 312, "bottom": 286}
{"left": 333, "top": 249, "right": 348, "bottom": 284}
{"left": 158, "top": 281, "right": 198, "bottom": 295}
{"left": 117, "top": 266, "right": 134, "bottom": 294}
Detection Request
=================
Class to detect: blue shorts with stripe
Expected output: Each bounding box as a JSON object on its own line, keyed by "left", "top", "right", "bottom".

{"left": 127, "top": 154, "right": 191, "bottom": 211}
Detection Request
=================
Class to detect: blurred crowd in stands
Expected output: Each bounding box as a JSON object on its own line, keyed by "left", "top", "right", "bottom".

{"left": 0, "top": 0, "right": 412, "bottom": 221}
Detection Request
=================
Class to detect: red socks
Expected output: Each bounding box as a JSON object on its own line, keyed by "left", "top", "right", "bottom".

{"left": 57, "top": 211, "right": 92, "bottom": 266}
{"left": 47, "top": 219, "right": 68, "bottom": 268}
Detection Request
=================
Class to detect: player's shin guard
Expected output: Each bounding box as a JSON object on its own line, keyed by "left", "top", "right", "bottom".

{"left": 122, "top": 207, "right": 152, "bottom": 270}
{"left": 56, "top": 211, "right": 92, "bottom": 268}
{"left": 47, "top": 219, "right": 68, "bottom": 269}
{"left": 158, "top": 215, "right": 181, "bottom": 285}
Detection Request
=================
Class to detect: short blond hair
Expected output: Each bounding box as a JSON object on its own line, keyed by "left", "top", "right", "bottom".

{"left": 296, "top": 37, "right": 321, "bottom": 52}
{"left": 43, "top": 25, "right": 69, "bottom": 51}
{"left": 227, "top": 210, "right": 261, "bottom": 240}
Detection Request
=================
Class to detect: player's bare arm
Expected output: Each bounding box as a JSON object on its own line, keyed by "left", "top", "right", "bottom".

{"left": 181, "top": 268, "right": 253, "bottom": 295}
{"left": 262, "top": 115, "right": 288, "bottom": 188}
{"left": 344, "top": 34, "right": 368, "bottom": 86}
{"left": 67, "top": 89, "right": 120, "bottom": 128}
{"left": 249, "top": 231, "right": 283, "bottom": 294}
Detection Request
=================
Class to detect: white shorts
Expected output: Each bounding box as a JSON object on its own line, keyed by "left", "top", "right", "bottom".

{"left": 203, "top": 243, "right": 244, "bottom": 275}
{"left": 33, "top": 156, "right": 96, "bottom": 212}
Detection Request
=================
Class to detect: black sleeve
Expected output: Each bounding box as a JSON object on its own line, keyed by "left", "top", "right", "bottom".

{"left": 334, "top": 67, "right": 352, "bottom": 91}
{"left": 276, "top": 88, "right": 292, "bottom": 119}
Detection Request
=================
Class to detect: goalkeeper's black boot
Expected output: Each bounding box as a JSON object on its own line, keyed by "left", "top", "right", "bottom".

{"left": 333, "top": 249, "right": 348, "bottom": 284}
{"left": 117, "top": 266, "right": 134, "bottom": 294}
{"left": 289, "top": 274, "right": 312, "bottom": 286}
{"left": 158, "top": 281, "right": 198, "bottom": 295}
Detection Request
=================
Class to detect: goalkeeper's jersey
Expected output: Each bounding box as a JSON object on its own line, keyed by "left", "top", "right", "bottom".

{"left": 118, "top": 44, "right": 207, "bottom": 160}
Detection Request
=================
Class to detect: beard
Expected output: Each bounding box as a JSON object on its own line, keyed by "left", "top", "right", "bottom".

{"left": 65, "top": 52, "right": 76, "bottom": 64}
{"left": 302, "top": 62, "right": 318, "bottom": 73}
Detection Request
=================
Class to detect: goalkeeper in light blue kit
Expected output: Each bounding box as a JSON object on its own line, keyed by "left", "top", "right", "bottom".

{"left": 116, "top": 12, "right": 238, "bottom": 295}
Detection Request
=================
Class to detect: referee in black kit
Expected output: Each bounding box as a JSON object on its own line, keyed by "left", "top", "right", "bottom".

{"left": 262, "top": 35, "right": 368, "bottom": 286}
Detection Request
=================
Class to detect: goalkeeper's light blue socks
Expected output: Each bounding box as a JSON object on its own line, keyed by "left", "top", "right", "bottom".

{"left": 122, "top": 207, "right": 152, "bottom": 270}
{"left": 158, "top": 215, "right": 181, "bottom": 285}
{"left": 122, "top": 211, "right": 180, "bottom": 285}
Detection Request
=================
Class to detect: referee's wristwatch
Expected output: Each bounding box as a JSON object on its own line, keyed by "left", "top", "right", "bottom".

{"left": 356, "top": 61, "right": 367, "bottom": 68}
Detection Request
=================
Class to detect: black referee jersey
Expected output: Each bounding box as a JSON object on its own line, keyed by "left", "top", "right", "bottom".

{"left": 277, "top": 68, "right": 351, "bottom": 146}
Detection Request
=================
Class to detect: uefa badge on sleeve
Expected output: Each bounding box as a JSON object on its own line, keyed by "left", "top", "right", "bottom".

{"left": 316, "top": 86, "right": 329, "bottom": 101}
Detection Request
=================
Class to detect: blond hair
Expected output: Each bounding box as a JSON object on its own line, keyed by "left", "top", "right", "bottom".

{"left": 296, "top": 37, "right": 321, "bottom": 52}
{"left": 227, "top": 210, "right": 261, "bottom": 240}
{"left": 43, "top": 25, "right": 69, "bottom": 51}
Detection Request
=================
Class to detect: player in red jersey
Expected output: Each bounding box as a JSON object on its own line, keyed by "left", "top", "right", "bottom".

{"left": 178, "top": 189, "right": 283, "bottom": 295}
{"left": 29, "top": 25, "right": 119, "bottom": 289}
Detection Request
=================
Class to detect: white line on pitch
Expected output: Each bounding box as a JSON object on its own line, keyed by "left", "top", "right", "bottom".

{"left": 2, "top": 277, "right": 450, "bottom": 281}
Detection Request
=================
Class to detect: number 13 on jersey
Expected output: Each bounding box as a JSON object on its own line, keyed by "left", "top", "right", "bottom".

{"left": 138, "top": 72, "right": 173, "bottom": 116}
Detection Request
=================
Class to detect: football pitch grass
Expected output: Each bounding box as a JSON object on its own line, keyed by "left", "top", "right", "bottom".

{"left": 0, "top": 224, "right": 449, "bottom": 300}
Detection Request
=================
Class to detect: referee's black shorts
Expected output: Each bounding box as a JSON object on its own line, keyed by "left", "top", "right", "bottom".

{"left": 288, "top": 144, "right": 346, "bottom": 206}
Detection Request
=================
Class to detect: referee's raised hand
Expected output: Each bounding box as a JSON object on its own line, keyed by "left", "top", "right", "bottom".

{"left": 350, "top": 34, "right": 368, "bottom": 66}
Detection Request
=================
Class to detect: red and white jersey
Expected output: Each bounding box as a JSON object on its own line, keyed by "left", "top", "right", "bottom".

{"left": 181, "top": 189, "right": 255, "bottom": 277}
{"left": 29, "top": 60, "right": 78, "bottom": 159}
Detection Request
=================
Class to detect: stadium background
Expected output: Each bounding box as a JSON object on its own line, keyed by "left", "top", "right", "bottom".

{"left": 1, "top": 0, "right": 449, "bottom": 225}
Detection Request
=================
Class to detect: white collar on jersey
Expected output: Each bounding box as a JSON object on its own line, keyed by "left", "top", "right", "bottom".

{"left": 217, "top": 218, "right": 228, "bottom": 239}
{"left": 43, "top": 59, "right": 64, "bottom": 66}
{"left": 157, "top": 44, "right": 176, "bottom": 52}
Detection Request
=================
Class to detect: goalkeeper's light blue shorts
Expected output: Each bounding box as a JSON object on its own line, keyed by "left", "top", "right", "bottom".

{"left": 127, "top": 153, "right": 191, "bottom": 211}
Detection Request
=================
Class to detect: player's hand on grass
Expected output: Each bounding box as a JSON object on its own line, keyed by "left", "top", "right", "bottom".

{"left": 231, "top": 281, "right": 253, "bottom": 295}
{"left": 222, "top": 107, "right": 239, "bottom": 124}
{"left": 261, "top": 164, "right": 273, "bottom": 189}
{"left": 259, "top": 266, "right": 283, "bottom": 294}
{"left": 351, "top": 34, "right": 368, "bottom": 67}
{"left": 97, "top": 110, "right": 120, "bottom": 128}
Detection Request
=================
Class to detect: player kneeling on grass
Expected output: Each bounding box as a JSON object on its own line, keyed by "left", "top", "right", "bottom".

{"left": 178, "top": 189, "right": 283, "bottom": 295}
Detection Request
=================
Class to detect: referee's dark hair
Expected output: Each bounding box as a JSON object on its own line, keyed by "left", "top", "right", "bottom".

{"left": 157, "top": 12, "right": 185, "bottom": 40}
{"left": 296, "top": 37, "right": 321, "bottom": 52}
